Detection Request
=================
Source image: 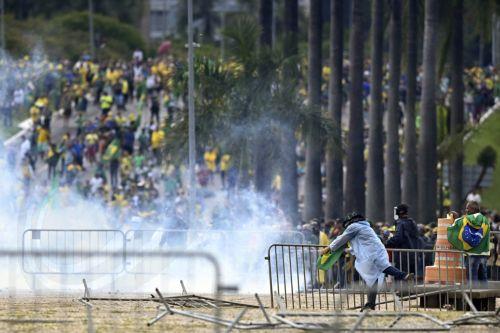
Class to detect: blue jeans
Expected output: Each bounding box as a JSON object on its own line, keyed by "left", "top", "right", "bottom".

{"left": 467, "top": 255, "right": 488, "bottom": 287}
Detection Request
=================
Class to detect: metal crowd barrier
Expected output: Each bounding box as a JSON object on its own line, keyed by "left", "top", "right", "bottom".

{"left": 21, "top": 228, "right": 304, "bottom": 275}
{"left": 265, "top": 244, "right": 499, "bottom": 312}
{"left": 22, "top": 229, "right": 125, "bottom": 274}
{"left": 490, "top": 230, "right": 500, "bottom": 280}
{"left": 2, "top": 248, "right": 226, "bottom": 333}
{"left": 124, "top": 229, "right": 305, "bottom": 274}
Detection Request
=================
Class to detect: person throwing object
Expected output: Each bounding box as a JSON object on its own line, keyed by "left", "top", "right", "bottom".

{"left": 320, "top": 212, "right": 413, "bottom": 311}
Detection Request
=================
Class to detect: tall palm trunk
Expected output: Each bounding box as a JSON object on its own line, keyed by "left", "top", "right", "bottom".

{"left": 450, "top": 0, "right": 464, "bottom": 212}
{"left": 326, "top": 0, "right": 344, "bottom": 220}
{"left": 385, "top": 0, "right": 402, "bottom": 222}
{"left": 259, "top": 0, "right": 273, "bottom": 46}
{"left": 417, "top": 0, "right": 438, "bottom": 224}
{"left": 402, "top": 0, "right": 418, "bottom": 221}
{"left": 303, "top": 0, "right": 323, "bottom": 221}
{"left": 366, "top": 0, "right": 384, "bottom": 222}
{"left": 255, "top": 0, "right": 273, "bottom": 195}
{"left": 281, "top": 0, "right": 300, "bottom": 223}
{"left": 345, "top": 0, "right": 366, "bottom": 214}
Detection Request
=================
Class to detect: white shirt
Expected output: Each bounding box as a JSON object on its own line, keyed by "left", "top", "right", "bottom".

{"left": 20, "top": 139, "right": 31, "bottom": 159}
{"left": 466, "top": 192, "right": 481, "bottom": 203}
{"left": 90, "top": 176, "right": 103, "bottom": 194}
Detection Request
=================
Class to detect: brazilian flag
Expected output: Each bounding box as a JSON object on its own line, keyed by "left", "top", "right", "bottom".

{"left": 447, "top": 214, "right": 490, "bottom": 254}
{"left": 317, "top": 245, "right": 346, "bottom": 271}
{"left": 103, "top": 139, "right": 121, "bottom": 162}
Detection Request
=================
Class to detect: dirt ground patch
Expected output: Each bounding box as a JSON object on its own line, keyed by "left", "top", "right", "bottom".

{"left": 0, "top": 294, "right": 496, "bottom": 332}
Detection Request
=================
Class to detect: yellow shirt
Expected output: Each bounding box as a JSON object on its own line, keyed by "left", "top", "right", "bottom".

{"left": 220, "top": 154, "right": 231, "bottom": 171}
{"left": 37, "top": 128, "right": 50, "bottom": 144}
{"left": 151, "top": 130, "right": 165, "bottom": 149}
{"left": 204, "top": 151, "right": 217, "bottom": 172}
{"left": 30, "top": 106, "right": 40, "bottom": 122}
{"left": 100, "top": 95, "right": 113, "bottom": 109}
{"left": 85, "top": 133, "right": 99, "bottom": 145}
{"left": 121, "top": 80, "right": 129, "bottom": 94}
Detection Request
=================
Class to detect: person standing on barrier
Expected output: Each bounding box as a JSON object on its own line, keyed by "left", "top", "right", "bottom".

{"left": 320, "top": 212, "right": 414, "bottom": 311}
{"left": 386, "top": 204, "right": 421, "bottom": 276}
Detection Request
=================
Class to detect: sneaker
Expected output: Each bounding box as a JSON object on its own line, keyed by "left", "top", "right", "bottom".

{"left": 403, "top": 273, "right": 414, "bottom": 281}
{"left": 360, "top": 303, "right": 375, "bottom": 312}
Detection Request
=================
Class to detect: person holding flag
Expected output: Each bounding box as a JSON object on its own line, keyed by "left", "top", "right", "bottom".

{"left": 447, "top": 201, "right": 490, "bottom": 286}
{"left": 103, "top": 137, "right": 121, "bottom": 189}
{"left": 319, "top": 212, "right": 413, "bottom": 311}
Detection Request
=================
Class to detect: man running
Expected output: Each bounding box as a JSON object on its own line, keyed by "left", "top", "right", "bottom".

{"left": 320, "top": 212, "right": 413, "bottom": 311}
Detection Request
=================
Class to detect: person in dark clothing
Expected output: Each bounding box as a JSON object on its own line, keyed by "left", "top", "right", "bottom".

{"left": 150, "top": 94, "right": 160, "bottom": 126}
{"left": 122, "top": 127, "right": 135, "bottom": 155}
{"left": 386, "top": 204, "right": 421, "bottom": 275}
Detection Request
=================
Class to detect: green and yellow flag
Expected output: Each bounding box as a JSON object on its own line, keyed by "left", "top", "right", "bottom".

{"left": 317, "top": 245, "right": 346, "bottom": 271}
{"left": 447, "top": 213, "right": 490, "bottom": 254}
{"left": 103, "top": 139, "right": 121, "bottom": 162}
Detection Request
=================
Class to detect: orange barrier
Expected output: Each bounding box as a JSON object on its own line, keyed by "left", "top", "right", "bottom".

{"left": 424, "top": 217, "right": 467, "bottom": 283}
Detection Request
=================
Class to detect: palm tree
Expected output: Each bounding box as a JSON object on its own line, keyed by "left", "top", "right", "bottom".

{"left": 255, "top": 0, "right": 273, "bottom": 194}
{"left": 418, "top": 0, "right": 439, "bottom": 224}
{"left": 259, "top": 0, "right": 272, "bottom": 46}
{"left": 472, "top": 146, "right": 497, "bottom": 191}
{"left": 385, "top": 0, "right": 402, "bottom": 222}
{"left": 281, "top": 0, "right": 300, "bottom": 223}
{"left": 450, "top": 0, "right": 463, "bottom": 212}
{"left": 325, "top": 0, "right": 344, "bottom": 220}
{"left": 303, "top": 0, "right": 323, "bottom": 221}
{"left": 366, "top": 0, "right": 384, "bottom": 222}
{"left": 345, "top": 0, "right": 366, "bottom": 214}
{"left": 402, "top": 0, "right": 418, "bottom": 222}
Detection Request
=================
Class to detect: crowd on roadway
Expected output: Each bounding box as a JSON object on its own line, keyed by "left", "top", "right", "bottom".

{"left": 0, "top": 52, "right": 183, "bottom": 224}
{"left": 0, "top": 51, "right": 253, "bottom": 228}
{"left": 0, "top": 52, "right": 499, "bottom": 232}
{"left": 315, "top": 62, "right": 499, "bottom": 127}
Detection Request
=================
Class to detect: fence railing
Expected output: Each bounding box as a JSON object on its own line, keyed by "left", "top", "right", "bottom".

{"left": 0, "top": 248, "right": 226, "bottom": 333}
{"left": 266, "top": 244, "right": 499, "bottom": 312}
{"left": 22, "top": 229, "right": 125, "bottom": 274}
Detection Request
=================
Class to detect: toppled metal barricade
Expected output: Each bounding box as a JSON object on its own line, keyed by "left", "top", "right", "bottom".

{"left": 148, "top": 290, "right": 278, "bottom": 331}
{"left": 79, "top": 279, "right": 257, "bottom": 309}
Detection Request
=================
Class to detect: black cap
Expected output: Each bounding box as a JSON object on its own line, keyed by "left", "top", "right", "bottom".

{"left": 343, "top": 212, "right": 364, "bottom": 228}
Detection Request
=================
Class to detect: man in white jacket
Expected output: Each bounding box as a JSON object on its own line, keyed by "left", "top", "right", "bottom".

{"left": 320, "top": 212, "right": 413, "bottom": 311}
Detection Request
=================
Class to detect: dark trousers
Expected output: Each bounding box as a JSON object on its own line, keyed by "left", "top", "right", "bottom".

{"left": 366, "top": 266, "right": 407, "bottom": 309}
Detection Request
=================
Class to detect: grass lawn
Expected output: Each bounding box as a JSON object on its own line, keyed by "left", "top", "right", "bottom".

{"left": 464, "top": 109, "right": 500, "bottom": 211}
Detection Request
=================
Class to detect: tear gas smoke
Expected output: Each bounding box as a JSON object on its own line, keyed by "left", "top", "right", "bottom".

{"left": 0, "top": 50, "right": 302, "bottom": 294}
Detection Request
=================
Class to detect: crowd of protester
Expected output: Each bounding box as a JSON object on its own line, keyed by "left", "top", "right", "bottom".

{"left": 0, "top": 52, "right": 189, "bottom": 224}
{"left": 0, "top": 52, "right": 499, "bottom": 234}
{"left": 0, "top": 51, "right": 253, "bottom": 228}
{"left": 314, "top": 62, "right": 500, "bottom": 127}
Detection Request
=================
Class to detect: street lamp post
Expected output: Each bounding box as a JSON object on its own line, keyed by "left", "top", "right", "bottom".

{"left": 88, "top": 0, "right": 95, "bottom": 59}
{"left": 187, "top": 0, "right": 196, "bottom": 226}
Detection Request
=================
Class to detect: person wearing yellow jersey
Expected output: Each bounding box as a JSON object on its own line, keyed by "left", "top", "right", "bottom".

{"left": 30, "top": 106, "right": 40, "bottom": 125}
{"left": 122, "top": 78, "right": 130, "bottom": 105}
{"left": 317, "top": 219, "right": 334, "bottom": 285}
{"left": 220, "top": 154, "right": 231, "bottom": 189}
{"left": 36, "top": 126, "right": 50, "bottom": 158}
{"left": 100, "top": 91, "right": 113, "bottom": 117}
{"left": 204, "top": 148, "right": 217, "bottom": 172}
{"left": 46, "top": 143, "right": 60, "bottom": 180}
{"left": 151, "top": 127, "right": 165, "bottom": 163}
{"left": 85, "top": 132, "right": 99, "bottom": 164}
{"left": 120, "top": 152, "right": 133, "bottom": 181}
